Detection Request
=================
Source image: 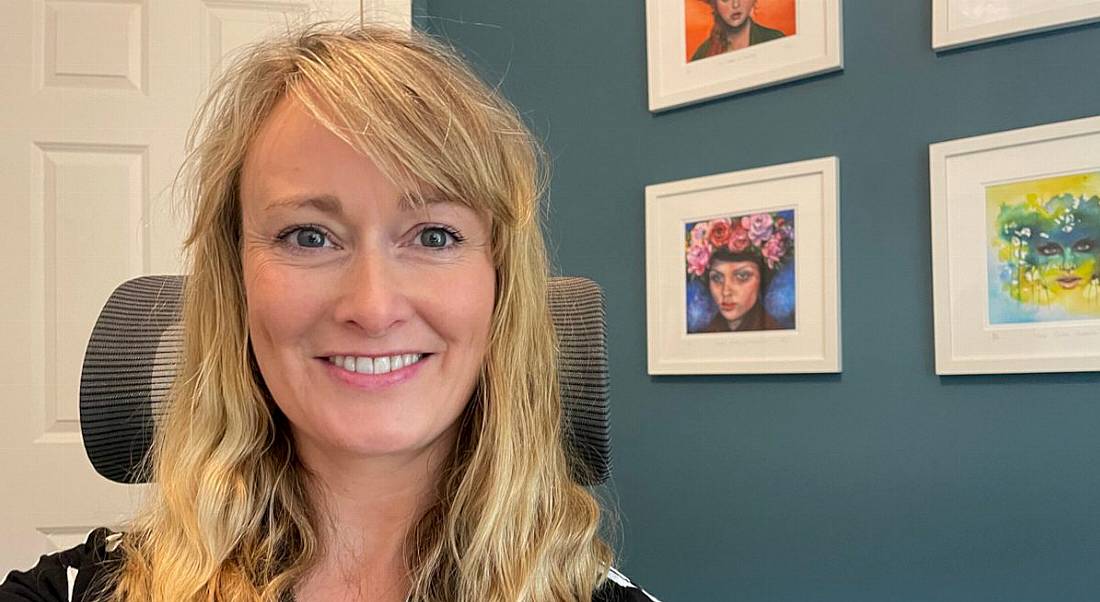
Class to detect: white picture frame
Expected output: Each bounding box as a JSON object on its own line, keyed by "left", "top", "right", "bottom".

{"left": 929, "top": 115, "right": 1100, "bottom": 375}
{"left": 645, "top": 157, "right": 841, "bottom": 375}
{"left": 932, "top": 0, "right": 1100, "bottom": 50}
{"left": 645, "top": 0, "right": 843, "bottom": 112}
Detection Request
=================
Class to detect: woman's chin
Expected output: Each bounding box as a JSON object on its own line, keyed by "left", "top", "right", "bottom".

{"left": 297, "top": 421, "right": 450, "bottom": 463}
{"left": 718, "top": 308, "right": 745, "bottom": 322}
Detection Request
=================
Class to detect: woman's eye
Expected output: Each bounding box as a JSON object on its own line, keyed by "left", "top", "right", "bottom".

{"left": 1072, "top": 239, "right": 1095, "bottom": 253}
{"left": 417, "top": 226, "right": 462, "bottom": 249}
{"left": 1037, "top": 243, "right": 1063, "bottom": 256}
{"left": 296, "top": 228, "right": 327, "bottom": 247}
{"left": 278, "top": 226, "right": 333, "bottom": 250}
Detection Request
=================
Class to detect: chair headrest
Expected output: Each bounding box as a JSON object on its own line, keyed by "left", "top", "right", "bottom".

{"left": 79, "top": 275, "right": 611, "bottom": 486}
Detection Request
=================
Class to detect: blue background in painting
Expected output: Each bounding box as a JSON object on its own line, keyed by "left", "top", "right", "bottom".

{"left": 415, "top": 1, "right": 1100, "bottom": 600}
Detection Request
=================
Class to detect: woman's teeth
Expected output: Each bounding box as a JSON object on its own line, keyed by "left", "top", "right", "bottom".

{"left": 328, "top": 353, "right": 423, "bottom": 375}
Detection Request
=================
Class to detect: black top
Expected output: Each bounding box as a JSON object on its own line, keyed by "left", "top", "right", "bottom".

{"left": 1, "top": 529, "right": 661, "bottom": 602}
{"left": 700, "top": 302, "right": 783, "bottom": 333}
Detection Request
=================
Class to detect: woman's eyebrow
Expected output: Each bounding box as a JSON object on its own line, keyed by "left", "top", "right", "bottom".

{"left": 266, "top": 194, "right": 344, "bottom": 217}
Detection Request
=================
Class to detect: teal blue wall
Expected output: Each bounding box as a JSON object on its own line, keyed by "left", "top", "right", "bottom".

{"left": 416, "top": 2, "right": 1100, "bottom": 600}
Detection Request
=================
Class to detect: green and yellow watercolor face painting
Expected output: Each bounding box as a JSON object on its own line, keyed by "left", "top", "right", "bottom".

{"left": 987, "top": 171, "right": 1100, "bottom": 324}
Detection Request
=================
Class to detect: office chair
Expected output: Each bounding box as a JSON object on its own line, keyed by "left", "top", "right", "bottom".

{"left": 79, "top": 275, "right": 612, "bottom": 486}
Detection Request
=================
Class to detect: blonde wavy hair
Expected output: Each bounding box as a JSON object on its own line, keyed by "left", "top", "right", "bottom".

{"left": 107, "top": 22, "right": 612, "bottom": 602}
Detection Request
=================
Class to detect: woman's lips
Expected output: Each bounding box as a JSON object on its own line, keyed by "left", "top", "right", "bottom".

{"left": 321, "top": 355, "right": 428, "bottom": 391}
{"left": 1057, "top": 276, "right": 1083, "bottom": 289}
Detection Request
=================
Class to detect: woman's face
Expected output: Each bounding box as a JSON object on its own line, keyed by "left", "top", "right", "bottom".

{"left": 714, "top": 0, "right": 755, "bottom": 29}
{"left": 708, "top": 259, "right": 761, "bottom": 323}
{"left": 239, "top": 96, "right": 495, "bottom": 465}
{"left": 1026, "top": 224, "right": 1098, "bottom": 293}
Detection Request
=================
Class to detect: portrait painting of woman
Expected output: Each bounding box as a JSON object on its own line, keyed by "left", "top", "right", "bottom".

{"left": 685, "top": 210, "right": 796, "bottom": 333}
{"left": 685, "top": 0, "right": 796, "bottom": 62}
{"left": 988, "top": 171, "right": 1100, "bottom": 324}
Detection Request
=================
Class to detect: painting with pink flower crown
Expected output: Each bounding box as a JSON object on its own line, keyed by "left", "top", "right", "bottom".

{"left": 685, "top": 209, "right": 796, "bottom": 333}
{"left": 646, "top": 156, "right": 839, "bottom": 374}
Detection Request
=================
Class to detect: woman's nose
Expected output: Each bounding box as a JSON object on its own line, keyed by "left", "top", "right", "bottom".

{"left": 332, "top": 251, "right": 413, "bottom": 336}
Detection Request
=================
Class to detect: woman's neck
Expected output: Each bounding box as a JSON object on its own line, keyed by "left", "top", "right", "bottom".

{"left": 719, "top": 19, "right": 752, "bottom": 51}
{"left": 727, "top": 302, "right": 762, "bottom": 331}
{"left": 293, "top": 436, "right": 453, "bottom": 601}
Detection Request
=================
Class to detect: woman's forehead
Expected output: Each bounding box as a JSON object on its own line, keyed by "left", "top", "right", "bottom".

{"left": 241, "top": 99, "right": 403, "bottom": 198}
{"left": 243, "top": 93, "right": 489, "bottom": 215}
{"left": 241, "top": 96, "right": 345, "bottom": 179}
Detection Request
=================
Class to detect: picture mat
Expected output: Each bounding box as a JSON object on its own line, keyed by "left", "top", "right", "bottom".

{"left": 933, "top": 0, "right": 1100, "bottom": 49}
{"left": 948, "top": 0, "right": 1096, "bottom": 28}
{"left": 646, "top": 0, "right": 842, "bottom": 111}
{"left": 930, "top": 116, "right": 1100, "bottom": 373}
{"left": 646, "top": 157, "right": 839, "bottom": 374}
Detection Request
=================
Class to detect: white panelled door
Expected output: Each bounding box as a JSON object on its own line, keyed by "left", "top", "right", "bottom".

{"left": 0, "top": 0, "right": 410, "bottom": 571}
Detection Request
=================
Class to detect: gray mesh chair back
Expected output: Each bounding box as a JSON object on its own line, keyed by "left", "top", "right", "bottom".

{"left": 80, "top": 275, "right": 611, "bottom": 486}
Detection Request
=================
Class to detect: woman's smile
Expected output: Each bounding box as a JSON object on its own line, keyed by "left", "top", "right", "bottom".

{"left": 327, "top": 352, "right": 427, "bottom": 375}
{"left": 322, "top": 352, "right": 431, "bottom": 392}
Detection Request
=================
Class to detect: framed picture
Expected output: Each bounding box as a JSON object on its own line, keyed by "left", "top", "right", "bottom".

{"left": 932, "top": 0, "right": 1100, "bottom": 50}
{"left": 930, "top": 115, "right": 1100, "bottom": 375}
{"left": 645, "top": 157, "right": 840, "bottom": 375}
{"left": 645, "top": 0, "right": 843, "bottom": 112}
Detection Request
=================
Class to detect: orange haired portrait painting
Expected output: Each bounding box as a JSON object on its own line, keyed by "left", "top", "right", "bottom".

{"left": 686, "top": 0, "right": 796, "bottom": 62}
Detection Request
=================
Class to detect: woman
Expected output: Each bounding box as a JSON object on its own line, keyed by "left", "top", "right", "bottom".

{"left": 691, "top": 0, "right": 785, "bottom": 61}
{"left": 686, "top": 213, "right": 793, "bottom": 333}
{"left": 1, "top": 24, "right": 658, "bottom": 602}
